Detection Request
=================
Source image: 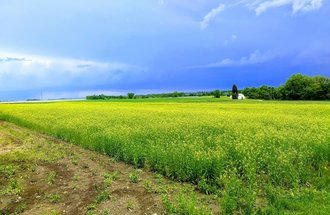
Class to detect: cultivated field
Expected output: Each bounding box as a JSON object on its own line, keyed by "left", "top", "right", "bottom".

{"left": 1, "top": 98, "right": 330, "bottom": 214}
{"left": 0, "top": 121, "right": 217, "bottom": 214}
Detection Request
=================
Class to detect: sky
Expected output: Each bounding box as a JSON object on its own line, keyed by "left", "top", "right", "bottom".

{"left": 0, "top": 0, "right": 329, "bottom": 100}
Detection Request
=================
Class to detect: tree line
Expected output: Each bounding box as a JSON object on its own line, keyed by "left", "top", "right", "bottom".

{"left": 242, "top": 74, "right": 330, "bottom": 100}
{"left": 86, "top": 91, "right": 226, "bottom": 100}
{"left": 86, "top": 74, "right": 329, "bottom": 101}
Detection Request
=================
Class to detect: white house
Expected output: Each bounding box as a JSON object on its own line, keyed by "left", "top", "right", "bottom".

{"left": 238, "top": 94, "right": 245, "bottom": 100}
{"left": 230, "top": 93, "right": 246, "bottom": 100}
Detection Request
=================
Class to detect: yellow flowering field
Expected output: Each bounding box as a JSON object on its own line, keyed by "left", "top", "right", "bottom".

{"left": 1, "top": 98, "right": 329, "bottom": 213}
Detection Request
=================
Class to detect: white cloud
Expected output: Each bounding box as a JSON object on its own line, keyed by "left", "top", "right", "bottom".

{"left": 198, "top": 0, "right": 323, "bottom": 30}
{"left": 237, "top": 50, "right": 277, "bottom": 64}
{"left": 255, "top": 0, "right": 291, "bottom": 15}
{"left": 253, "top": 0, "right": 323, "bottom": 15}
{"left": 0, "top": 52, "right": 146, "bottom": 91}
{"left": 292, "top": 0, "right": 322, "bottom": 14}
{"left": 200, "top": 4, "right": 225, "bottom": 30}
{"left": 191, "top": 50, "right": 278, "bottom": 68}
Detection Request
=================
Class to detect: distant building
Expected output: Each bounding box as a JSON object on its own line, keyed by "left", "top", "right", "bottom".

{"left": 238, "top": 94, "right": 245, "bottom": 100}
{"left": 230, "top": 93, "right": 246, "bottom": 100}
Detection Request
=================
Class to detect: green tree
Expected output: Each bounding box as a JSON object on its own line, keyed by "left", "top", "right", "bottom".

{"left": 309, "top": 76, "right": 330, "bottom": 100}
{"left": 213, "top": 90, "right": 221, "bottom": 98}
{"left": 232, "top": 84, "right": 238, "bottom": 99}
{"left": 172, "top": 91, "right": 178, "bottom": 97}
{"left": 282, "top": 74, "right": 312, "bottom": 100}
{"left": 127, "top": 92, "right": 135, "bottom": 99}
{"left": 241, "top": 74, "right": 329, "bottom": 101}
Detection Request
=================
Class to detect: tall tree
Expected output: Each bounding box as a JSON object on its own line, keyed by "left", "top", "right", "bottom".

{"left": 232, "top": 84, "right": 238, "bottom": 99}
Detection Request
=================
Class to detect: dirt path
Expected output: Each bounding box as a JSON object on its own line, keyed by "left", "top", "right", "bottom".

{"left": 0, "top": 121, "right": 219, "bottom": 215}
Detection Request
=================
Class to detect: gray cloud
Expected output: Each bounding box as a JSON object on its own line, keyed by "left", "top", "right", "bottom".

{"left": 0, "top": 57, "right": 30, "bottom": 62}
{"left": 77, "top": 64, "right": 92, "bottom": 69}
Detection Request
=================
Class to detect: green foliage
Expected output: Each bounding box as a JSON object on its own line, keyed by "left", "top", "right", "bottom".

{"left": 103, "top": 171, "right": 119, "bottom": 180}
{"left": 282, "top": 74, "right": 330, "bottom": 100}
{"left": 127, "top": 92, "right": 135, "bottom": 99}
{"left": 128, "top": 171, "right": 140, "bottom": 183}
{"left": 242, "top": 85, "right": 279, "bottom": 100}
{"left": 197, "top": 178, "right": 217, "bottom": 194}
{"left": 127, "top": 200, "right": 135, "bottom": 210}
{"left": 232, "top": 84, "right": 238, "bottom": 99}
{"left": 71, "top": 159, "right": 78, "bottom": 165}
{"left": 95, "top": 190, "right": 111, "bottom": 204}
{"left": 86, "top": 94, "right": 127, "bottom": 100}
{"left": 243, "top": 74, "right": 330, "bottom": 100}
{"left": 47, "top": 171, "right": 57, "bottom": 185}
{"left": 171, "top": 91, "right": 183, "bottom": 97}
{"left": 86, "top": 90, "right": 227, "bottom": 100}
{"left": 219, "top": 171, "right": 256, "bottom": 214}
{"left": 283, "top": 74, "right": 313, "bottom": 100}
{"left": 5, "top": 179, "right": 22, "bottom": 194}
{"left": 86, "top": 203, "right": 96, "bottom": 212}
{"left": 0, "top": 165, "right": 16, "bottom": 177}
{"left": 213, "top": 90, "right": 221, "bottom": 98}
{"left": 15, "top": 203, "right": 27, "bottom": 213}
{"left": 47, "top": 193, "right": 61, "bottom": 203}
{"left": 162, "top": 189, "right": 213, "bottom": 215}
{"left": 103, "top": 171, "right": 119, "bottom": 187}
{"left": 143, "top": 180, "right": 154, "bottom": 192}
